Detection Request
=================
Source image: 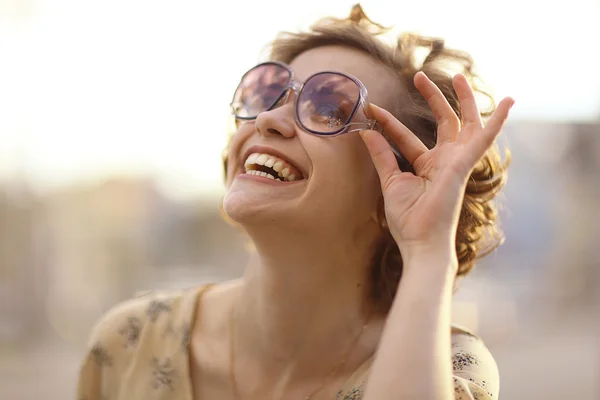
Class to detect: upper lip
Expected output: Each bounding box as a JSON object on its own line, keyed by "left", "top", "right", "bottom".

{"left": 241, "top": 145, "right": 307, "bottom": 179}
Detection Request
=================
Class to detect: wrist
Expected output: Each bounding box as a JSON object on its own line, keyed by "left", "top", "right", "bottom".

{"left": 399, "top": 239, "right": 455, "bottom": 261}
{"left": 393, "top": 247, "right": 457, "bottom": 311}
{"left": 400, "top": 242, "right": 458, "bottom": 274}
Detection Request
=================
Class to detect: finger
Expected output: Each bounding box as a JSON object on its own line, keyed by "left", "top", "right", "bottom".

{"left": 369, "top": 104, "right": 427, "bottom": 164}
{"left": 359, "top": 129, "right": 401, "bottom": 190}
{"left": 467, "top": 97, "right": 514, "bottom": 163}
{"left": 452, "top": 74, "right": 483, "bottom": 128}
{"left": 414, "top": 72, "right": 460, "bottom": 144}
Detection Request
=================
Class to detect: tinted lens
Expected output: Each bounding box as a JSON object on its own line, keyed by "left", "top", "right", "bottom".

{"left": 232, "top": 63, "right": 291, "bottom": 118}
{"left": 297, "top": 72, "right": 360, "bottom": 134}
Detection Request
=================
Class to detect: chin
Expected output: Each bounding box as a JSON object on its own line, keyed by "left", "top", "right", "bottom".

{"left": 222, "top": 186, "right": 280, "bottom": 225}
{"left": 222, "top": 191, "right": 258, "bottom": 223}
{"left": 223, "top": 174, "right": 309, "bottom": 224}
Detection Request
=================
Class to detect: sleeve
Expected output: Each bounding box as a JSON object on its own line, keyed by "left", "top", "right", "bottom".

{"left": 451, "top": 330, "right": 500, "bottom": 400}
{"left": 76, "top": 296, "right": 149, "bottom": 400}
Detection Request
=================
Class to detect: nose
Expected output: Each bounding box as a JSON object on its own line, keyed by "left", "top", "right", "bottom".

{"left": 255, "top": 92, "right": 297, "bottom": 139}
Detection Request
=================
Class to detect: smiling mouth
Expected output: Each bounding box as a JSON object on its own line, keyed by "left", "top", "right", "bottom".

{"left": 244, "top": 153, "right": 305, "bottom": 182}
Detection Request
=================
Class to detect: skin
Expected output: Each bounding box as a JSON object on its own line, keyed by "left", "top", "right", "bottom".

{"left": 188, "top": 45, "right": 513, "bottom": 400}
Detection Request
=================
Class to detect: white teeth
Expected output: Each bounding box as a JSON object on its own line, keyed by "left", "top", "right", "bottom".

{"left": 272, "top": 161, "right": 283, "bottom": 172}
{"left": 257, "top": 154, "right": 268, "bottom": 164}
{"left": 244, "top": 154, "right": 257, "bottom": 169}
{"left": 245, "top": 170, "right": 276, "bottom": 180}
{"left": 244, "top": 152, "right": 302, "bottom": 182}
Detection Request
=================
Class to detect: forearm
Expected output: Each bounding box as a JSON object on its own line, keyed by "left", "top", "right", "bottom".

{"left": 363, "top": 250, "right": 457, "bottom": 400}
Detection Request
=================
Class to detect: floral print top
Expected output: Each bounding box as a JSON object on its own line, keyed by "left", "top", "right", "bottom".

{"left": 77, "top": 286, "right": 500, "bottom": 400}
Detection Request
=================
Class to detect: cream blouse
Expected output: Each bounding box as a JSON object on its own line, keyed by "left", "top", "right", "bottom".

{"left": 77, "top": 285, "right": 500, "bottom": 400}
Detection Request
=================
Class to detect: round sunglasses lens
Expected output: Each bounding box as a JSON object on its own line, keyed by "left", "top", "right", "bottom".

{"left": 297, "top": 73, "right": 360, "bottom": 134}
{"left": 232, "top": 64, "right": 291, "bottom": 118}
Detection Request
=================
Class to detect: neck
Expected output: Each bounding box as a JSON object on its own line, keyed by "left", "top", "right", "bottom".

{"left": 232, "top": 218, "right": 383, "bottom": 383}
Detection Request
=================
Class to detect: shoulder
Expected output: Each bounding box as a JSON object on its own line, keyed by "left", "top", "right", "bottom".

{"left": 87, "top": 288, "right": 200, "bottom": 353}
{"left": 451, "top": 325, "right": 500, "bottom": 400}
{"left": 77, "top": 286, "right": 207, "bottom": 399}
{"left": 337, "top": 325, "right": 500, "bottom": 400}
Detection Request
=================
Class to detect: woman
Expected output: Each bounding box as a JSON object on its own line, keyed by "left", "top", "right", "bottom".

{"left": 77, "top": 4, "right": 512, "bottom": 400}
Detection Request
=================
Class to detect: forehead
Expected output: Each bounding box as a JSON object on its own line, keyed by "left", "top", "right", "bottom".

{"left": 288, "top": 45, "right": 401, "bottom": 108}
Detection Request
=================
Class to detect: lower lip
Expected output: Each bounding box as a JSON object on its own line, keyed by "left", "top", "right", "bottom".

{"left": 237, "top": 172, "right": 304, "bottom": 185}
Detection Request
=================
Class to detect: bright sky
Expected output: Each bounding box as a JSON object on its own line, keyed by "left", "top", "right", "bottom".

{"left": 1, "top": 0, "right": 599, "bottom": 200}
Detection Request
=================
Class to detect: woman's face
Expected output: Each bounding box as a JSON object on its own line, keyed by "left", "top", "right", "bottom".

{"left": 223, "top": 45, "right": 401, "bottom": 234}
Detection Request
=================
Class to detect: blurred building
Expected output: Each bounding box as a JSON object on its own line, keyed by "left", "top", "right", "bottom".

{"left": 0, "top": 176, "right": 247, "bottom": 346}
{"left": 0, "top": 183, "right": 40, "bottom": 341}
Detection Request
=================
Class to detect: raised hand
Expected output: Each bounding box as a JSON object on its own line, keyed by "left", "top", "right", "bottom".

{"left": 360, "top": 72, "right": 514, "bottom": 263}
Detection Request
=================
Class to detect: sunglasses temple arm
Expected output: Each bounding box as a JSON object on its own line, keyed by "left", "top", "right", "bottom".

{"left": 347, "top": 121, "right": 403, "bottom": 159}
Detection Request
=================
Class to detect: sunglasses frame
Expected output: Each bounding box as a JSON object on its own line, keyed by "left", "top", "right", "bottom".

{"left": 231, "top": 61, "right": 408, "bottom": 164}
{"left": 231, "top": 61, "right": 385, "bottom": 136}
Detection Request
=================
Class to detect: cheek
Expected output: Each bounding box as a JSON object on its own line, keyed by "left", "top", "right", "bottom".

{"left": 316, "top": 137, "right": 381, "bottom": 200}
{"left": 344, "top": 138, "right": 382, "bottom": 205}
{"left": 340, "top": 134, "right": 380, "bottom": 182}
{"left": 224, "top": 124, "right": 253, "bottom": 186}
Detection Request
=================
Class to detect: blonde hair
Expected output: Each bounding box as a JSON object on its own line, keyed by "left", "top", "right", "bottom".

{"left": 223, "top": 4, "right": 510, "bottom": 312}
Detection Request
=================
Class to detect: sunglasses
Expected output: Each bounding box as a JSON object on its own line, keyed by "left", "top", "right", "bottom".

{"left": 229, "top": 61, "right": 413, "bottom": 172}
{"left": 231, "top": 61, "right": 386, "bottom": 136}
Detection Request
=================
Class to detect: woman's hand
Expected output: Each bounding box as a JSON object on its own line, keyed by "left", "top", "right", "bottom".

{"left": 360, "top": 72, "right": 513, "bottom": 264}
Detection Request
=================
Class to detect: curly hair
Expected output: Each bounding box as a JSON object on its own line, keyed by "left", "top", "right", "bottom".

{"left": 223, "top": 4, "right": 510, "bottom": 312}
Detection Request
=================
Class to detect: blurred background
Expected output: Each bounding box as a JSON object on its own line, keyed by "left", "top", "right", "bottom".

{"left": 1, "top": 0, "right": 599, "bottom": 398}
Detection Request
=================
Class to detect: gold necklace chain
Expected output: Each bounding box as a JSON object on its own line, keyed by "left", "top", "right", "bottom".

{"left": 228, "top": 303, "right": 370, "bottom": 400}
